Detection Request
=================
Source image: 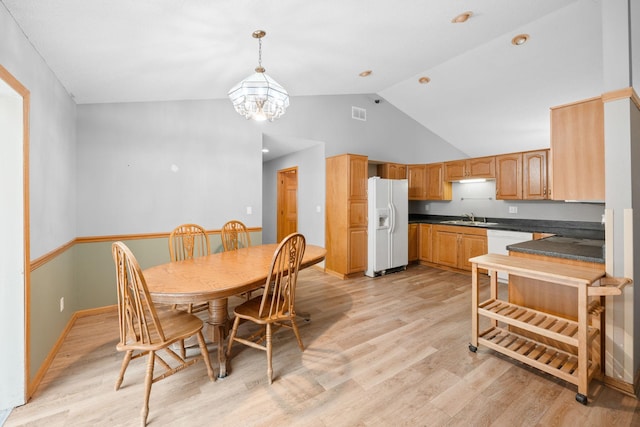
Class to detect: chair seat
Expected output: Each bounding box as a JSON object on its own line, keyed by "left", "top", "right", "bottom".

{"left": 117, "top": 309, "right": 205, "bottom": 352}
{"left": 234, "top": 295, "right": 291, "bottom": 324}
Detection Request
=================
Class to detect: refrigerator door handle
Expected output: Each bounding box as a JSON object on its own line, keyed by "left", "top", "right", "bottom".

{"left": 388, "top": 202, "right": 395, "bottom": 234}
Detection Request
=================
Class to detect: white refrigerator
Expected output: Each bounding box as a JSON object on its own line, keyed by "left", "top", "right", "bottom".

{"left": 365, "top": 177, "right": 408, "bottom": 277}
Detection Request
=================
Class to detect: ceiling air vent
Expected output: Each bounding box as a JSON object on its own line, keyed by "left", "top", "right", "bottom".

{"left": 352, "top": 106, "right": 366, "bottom": 121}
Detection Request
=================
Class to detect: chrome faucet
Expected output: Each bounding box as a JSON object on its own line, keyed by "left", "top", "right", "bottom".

{"left": 463, "top": 212, "right": 475, "bottom": 222}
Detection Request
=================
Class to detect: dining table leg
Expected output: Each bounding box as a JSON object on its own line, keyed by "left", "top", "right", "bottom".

{"left": 206, "top": 298, "right": 230, "bottom": 378}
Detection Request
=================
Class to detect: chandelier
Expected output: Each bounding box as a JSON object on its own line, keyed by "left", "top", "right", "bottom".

{"left": 228, "top": 30, "right": 289, "bottom": 122}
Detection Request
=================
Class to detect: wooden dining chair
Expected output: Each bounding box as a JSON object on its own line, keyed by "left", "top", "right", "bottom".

{"left": 226, "top": 232, "right": 306, "bottom": 384}
{"left": 168, "top": 223, "right": 211, "bottom": 357}
{"left": 221, "top": 220, "right": 251, "bottom": 251}
{"left": 111, "top": 241, "right": 214, "bottom": 426}
{"left": 168, "top": 223, "right": 210, "bottom": 314}
{"left": 221, "top": 220, "right": 254, "bottom": 300}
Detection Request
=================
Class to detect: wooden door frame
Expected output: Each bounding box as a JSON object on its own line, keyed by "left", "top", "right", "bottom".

{"left": 0, "top": 65, "right": 31, "bottom": 401}
{"left": 277, "top": 166, "right": 298, "bottom": 242}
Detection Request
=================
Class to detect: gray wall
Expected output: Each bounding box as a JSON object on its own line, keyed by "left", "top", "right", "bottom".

{"left": 256, "top": 94, "right": 467, "bottom": 163}
{"left": 77, "top": 100, "right": 263, "bottom": 235}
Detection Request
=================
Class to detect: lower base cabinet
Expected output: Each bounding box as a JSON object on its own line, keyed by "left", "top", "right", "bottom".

{"left": 432, "top": 225, "right": 487, "bottom": 271}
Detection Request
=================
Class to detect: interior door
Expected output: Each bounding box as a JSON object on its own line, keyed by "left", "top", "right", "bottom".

{"left": 277, "top": 167, "right": 298, "bottom": 242}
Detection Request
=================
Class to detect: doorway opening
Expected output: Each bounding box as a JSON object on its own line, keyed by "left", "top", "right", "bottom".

{"left": 0, "top": 65, "right": 30, "bottom": 408}
{"left": 277, "top": 167, "right": 298, "bottom": 242}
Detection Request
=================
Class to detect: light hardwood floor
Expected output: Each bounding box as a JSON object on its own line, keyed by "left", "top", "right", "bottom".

{"left": 6, "top": 265, "right": 639, "bottom": 426}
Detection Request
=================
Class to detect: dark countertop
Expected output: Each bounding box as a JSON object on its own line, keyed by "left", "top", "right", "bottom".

{"left": 506, "top": 236, "right": 605, "bottom": 264}
{"left": 409, "top": 214, "right": 605, "bottom": 240}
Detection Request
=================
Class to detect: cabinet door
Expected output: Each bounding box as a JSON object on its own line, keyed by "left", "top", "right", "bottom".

{"left": 468, "top": 156, "right": 496, "bottom": 179}
{"left": 376, "top": 163, "right": 391, "bottom": 179}
{"left": 377, "top": 163, "right": 406, "bottom": 179}
{"left": 550, "top": 97, "right": 604, "bottom": 201}
{"left": 444, "top": 160, "right": 466, "bottom": 181}
{"left": 418, "top": 224, "right": 432, "bottom": 262}
{"left": 425, "top": 163, "right": 452, "bottom": 200}
{"left": 460, "top": 234, "right": 487, "bottom": 271}
{"left": 349, "top": 200, "right": 367, "bottom": 228}
{"left": 391, "top": 164, "right": 407, "bottom": 179}
{"left": 523, "top": 150, "right": 548, "bottom": 200}
{"left": 496, "top": 153, "right": 523, "bottom": 199}
{"left": 408, "top": 223, "right": 418, "bottom": 262}
{"left": 407, "top": 164, "right": 426, "bottom": 200}
{"left": 433, "top": 230, "right": 459, "bottom": 268}
{"left": 348, "top": 228, "right": 367, "bottom": 273}
{"left": 349, "top": 155, "right": 368, "bottom": 199}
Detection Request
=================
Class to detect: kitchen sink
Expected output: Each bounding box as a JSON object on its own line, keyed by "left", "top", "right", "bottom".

{"left": 439, "top": 220, "right": 499, "bottom": 227}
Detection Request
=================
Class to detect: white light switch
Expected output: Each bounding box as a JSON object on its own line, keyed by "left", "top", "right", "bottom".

{"left": 316, "top": 205, "right": 321, "bottom": 213}
{"left": 246, "top": 206, "right": 252, "bottom": 215}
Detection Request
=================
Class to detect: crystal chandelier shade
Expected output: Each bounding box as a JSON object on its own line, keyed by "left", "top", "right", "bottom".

{"left": 228, "top": 30, "right": 289, "bottom": 122}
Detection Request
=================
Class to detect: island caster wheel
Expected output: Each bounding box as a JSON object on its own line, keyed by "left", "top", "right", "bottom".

{"left": 468, "top": 344, "right": 477, "bottom": 353}
{"left": 575, "top": 393, "right": 588, "bottom": 405}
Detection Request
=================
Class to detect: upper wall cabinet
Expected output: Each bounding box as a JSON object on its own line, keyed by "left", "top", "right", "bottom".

{"left": 496, "top": 150, "right": 549, "bottom": 200}
{"left": 444, "top": 156, "right": 496, "bottom": 181}
{"left": 377, "top": 162, "right": 407, "bottom": 180}
{"left": 550, "top": 97, "right": 604, "bottom": 201}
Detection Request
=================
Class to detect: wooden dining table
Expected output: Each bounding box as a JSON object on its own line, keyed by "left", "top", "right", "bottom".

{"left": 143, "top": 243, "right": 326, "bottom": 378}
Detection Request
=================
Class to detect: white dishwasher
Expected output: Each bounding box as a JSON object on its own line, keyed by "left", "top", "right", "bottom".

{"left": 486, "top": 229, "right": 533, "bottom": 282}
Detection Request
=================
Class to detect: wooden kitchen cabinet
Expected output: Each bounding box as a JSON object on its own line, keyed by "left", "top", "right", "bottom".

{"left": 550, "top": 96, "right": 604, "bottom": 201}
{"left": 408, "top": 223, "right": 418, "bottom": 262}
{"left": 418, "top": 223, "right": 432, "bottom": 262}
{"left": 523, "top": 149, "right": 549, "bottom": 199}
{"left": 497, "top": 150, "right": 549, "bottom": 200}
{"left": 496, "top": 153, "right": 523, "bottom": 200}
{"left": 407, "top": 164, "right": 427, "bottom": 200}
{"left": 432, "top": 225, "right": 487, "bottom": 271}
{"left": 445, "top": 156, "right": 496, "bottom": 181}
{"left": 425, "top": 163, "right": 452, "bottom": 200}
{"left": 377, "top": 162, "right": 407, "bottom": 179}
{"left": 326, "top": 153, "right": 368, "bottom": 278}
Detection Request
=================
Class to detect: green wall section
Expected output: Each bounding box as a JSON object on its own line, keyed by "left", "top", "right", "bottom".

{"left": 29, "top": 249, "right": 75, "bottom": 382}
{"left": 29, "top": 230, "right": 262, "bottom": 382}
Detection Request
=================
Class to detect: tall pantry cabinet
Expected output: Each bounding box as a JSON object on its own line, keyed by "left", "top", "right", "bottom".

{"left": 326, "top": 154, "right": 368, "bottom": 278}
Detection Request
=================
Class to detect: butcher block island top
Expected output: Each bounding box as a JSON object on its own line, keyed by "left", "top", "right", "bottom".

{"left": 470, "top": 253, "right": 605, "bottom": 287}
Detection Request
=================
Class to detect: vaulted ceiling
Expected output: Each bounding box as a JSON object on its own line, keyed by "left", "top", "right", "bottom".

{"left": 2, "top": 0, "right": 602, "bottom": 157}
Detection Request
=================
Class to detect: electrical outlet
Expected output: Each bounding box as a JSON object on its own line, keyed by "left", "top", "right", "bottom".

{"left": 424, "top": 205, "right": 430, "bottom": 211}
{"left": 59, "top": 297, "right": 64, "bottom": 312}
{"left": 246, "top": 206, "right": 252, "bottom": 215}
{"left": 509, "top": 206, "right": 518, "bottom": 214}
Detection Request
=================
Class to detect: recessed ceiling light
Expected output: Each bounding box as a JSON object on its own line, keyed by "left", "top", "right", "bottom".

{"left": 451, "top": 11, "right": 473, "bottom": 23}
{"left": 262, "top": 148, "right": 269, "bottom": 153}
{"left": 359, "top": 70, "right": 372, "bottom": 77}
{"left": 511, "top": 34, "right": 529, "bottom": 46}
{"left": 418, "top": 76, "right": 431, "bottom": 84}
